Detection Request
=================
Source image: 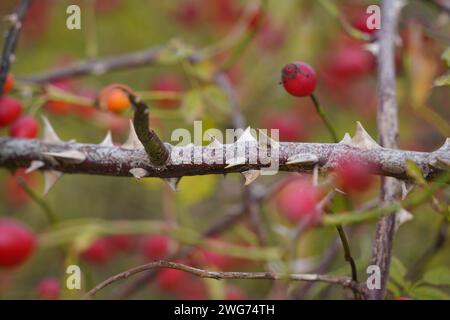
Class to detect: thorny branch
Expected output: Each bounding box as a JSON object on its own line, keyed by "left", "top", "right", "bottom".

{"left": 1, "top": 133, "right": 447, "bottom": 181}
{"left": 84, "top": 260, "right": 361, "bottom": 299}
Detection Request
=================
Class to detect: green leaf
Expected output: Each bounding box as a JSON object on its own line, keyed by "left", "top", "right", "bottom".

{"left": 176, "top": 175, "right": 217, "bottom": 208}
{"left": 387, "top": 281, "right": 401, "bottom": 297}
{"left": 389, "top": 256, "right": 407, "bottom": 287}
{"left": 405, "top": 159, "right": 426, "bottom": 185}
{"left": 422, "top": 267, "right": 450, "bottom": 286}
{"left": 434, "top": 73, "right": 450, "bottom": 87}
{"left": 202, "top": 86, "right": 230, "bottom": 112}
{"left": 409, "top": 286, "right": 450, "bottom": 300}
{"left": 442, "top": 47, "right": 450, "bottom": 67}
{"left": 181, "top": 90, "right": 205, "bottom": 121}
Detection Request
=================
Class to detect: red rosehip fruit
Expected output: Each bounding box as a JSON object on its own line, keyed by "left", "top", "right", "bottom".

{"left": 0, "top": 218, "right": 36, "bottom": 268}
{"left": 334, "top": 156, "right": 374, "bottom": 194}
{"left": 0, "top": 96, "right": 22, "bottom": 127}
{"left": 281, "top": 62, "right": 317, "bottom": 97}
{"left": 276, "top": 179, "right": 322, "bottom": 225}
{"left": 140, "top": 235, "right": 173, "bottom": 260}
{"left": 80, "top": 238, "right": 115, "bottom": 265}
{"left": 150, "top": 75, "right": 184, "bottom": 109}
{"left": 105, "top": 88, "right": 130, "bottom": 113}
{"left": 2, "top": 73, "right": 14, "bottom": 95}
{"left": 9, "top": 116, "right": 39, "bottom": 139}
{"left": 37, "top": 277, "right": 60, "bottom": 300}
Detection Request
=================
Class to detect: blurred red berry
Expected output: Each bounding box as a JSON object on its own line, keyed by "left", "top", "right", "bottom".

{"left": 80, "top": 238, "right": 114, "bottom": 265}
{"left": 395, "top": 296, "right": 413, "bottom": 300}
{"left": 257, "top": 21, "right": 285, "bottom": 51}
{"left": 37, "top": 277, "right": 60, "bottom": 300}
{"left": 352, "top": 13, "right": 377, "bottom": 35}
{"left": 150, "top": 75, "right": 183, "bottom": 109}
{"left": 173, "top": 1, "right": 201, "bottom": 28}
{"left": 22, "top": 0, "right": 50, "bottom": 41}
{"left": 198, "top": 249, "right": 230, "bottom": 270}
{"left": 95, "top": 0, "right": 122, "bottom": 13}
{"left": 247, "top": 6, "right": 264, "bottom": 30}
{"left": 108, "top": 235, "right": 135, "bottom": 252}
{"left": 225, "top": 285, "right": 247, "bottom": 300}
{"left": 2, "top": 74, "right": 14, "bottom": 95}
{"left": 334, "top": 156, "right": 374, "bottom": 194}
{"left": 45, "top": 80, "right": 75, "bottom": 115}
{"left": 323, "top": 44, "right": 374, "bottom": 81}
{"left": 4, "top": 169, "right": 37, "bottom": 208}
{"left": 276, "top": 179, "right": 322, "bottom": 225}
{"left": 281, "top": 62, "right": 317, "bottom": 97}
{"left": 178, "top": 278, "right": 207, "bottom": 299}
{"left": 0, "top": 218, "right": 36, "bottom": 268}
{"left": 95, "top": 112, "right": 128, "bottom": 135}
{"left": 205, "top": 0, "right": 240, "bottom": 27}
{"left": 9, "top": 116, "right": 39, "bottom": 139}
{"left": 156, "top": 268, "right": 189, "bottom": 293}
{"left": 0, "top": 96, "right": 22, "bottom": 127}
{"left": 263, "top": 113, "right": 306, "bottom": 142}
{"left": 141, "top": 235, "right": 173, "bottom": 260}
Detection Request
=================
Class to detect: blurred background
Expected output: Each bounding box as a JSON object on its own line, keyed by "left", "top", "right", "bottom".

{"left": 0, "top": 0, "right": 449, "bottom": 299}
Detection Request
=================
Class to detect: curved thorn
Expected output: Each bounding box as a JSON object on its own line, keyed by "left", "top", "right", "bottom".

{"left": 242, "top": 170, "right": 260, "bottom": 186}
{"left": 26, "top": 160, "right": 45, "bottom": 173}
{"left": 42, "top": 150, "right": 86, "bottom": 164}
{"left": 225, "top": 156, "right": 246, "bottom": 169}
{"left": 122, "top": 120, "right": 144, "bottom": 150}
{"left": 100, "top": 131, "right": 114, "bottom": 147}
{"left": 43, "top": 170, "right": 62, "bottom": 195}
{"left": 348, "top": 121, "right": 380, "bottom": 149}
{"left": 164, "top": 177, "right": 181, "bottom": 191}
{"left": 286, "top": 153, "right": 318, "bottom": 165}
{"left": 129, "top": 168, "right": 148, "bottom": 179}
{"left": 41, "top": 116, "right": 62, "bottom": 143}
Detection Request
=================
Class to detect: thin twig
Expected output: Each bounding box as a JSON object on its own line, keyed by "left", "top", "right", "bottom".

{"left": 18, "top": 46, "right": 163, "bottom": 84}
{"left": 0, "top": 0, "right": 31, "bottom": 90}
{"left": 114, "top": 208, "right": 248, "bottom": 299}
{"left": 84, "top": 260, "right": 360, "bottom": 299}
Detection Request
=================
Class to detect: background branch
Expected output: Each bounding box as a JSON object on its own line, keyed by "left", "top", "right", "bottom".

{"left": 84, "top": 260, "right": 360, "bottom": 299}
{"left": 0, "top": 0, "right": 31, "bottom": 89}
{"left": 369, "top": 0, "right": 404, "bottom": 300}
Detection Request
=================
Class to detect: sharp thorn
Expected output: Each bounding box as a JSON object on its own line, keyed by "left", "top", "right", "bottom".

{"left": 43, "top": 170, "right": 63, "bottom": 195}
{"left": 242, "top": 170, "right": 260, "bottom": 186}
{"left": 25, "top": 160, "right": 45, "bottom": 174}
{"left": 129, "top": 168, "right": 149, "bottom": 179}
